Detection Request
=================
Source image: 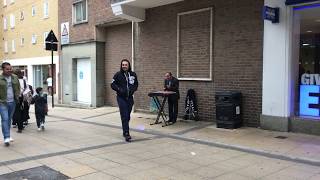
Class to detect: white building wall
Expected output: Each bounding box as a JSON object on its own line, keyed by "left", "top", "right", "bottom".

{"left": 263, "top": 0, "right": 294, "bottom": 117}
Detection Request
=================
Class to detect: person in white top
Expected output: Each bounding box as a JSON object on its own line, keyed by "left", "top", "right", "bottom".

{"left": 46, "top": 76, "right": 53, "bottom": 95}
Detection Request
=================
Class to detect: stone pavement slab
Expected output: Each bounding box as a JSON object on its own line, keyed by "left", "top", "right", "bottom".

{"left": 0, "top": 106, "right": 320, "bottom": 179}
{"left": 0, "top": 165, "right": 69, "bottom": 180}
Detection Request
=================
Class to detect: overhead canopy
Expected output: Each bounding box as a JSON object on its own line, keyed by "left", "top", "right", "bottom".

{"left": 111, "top": 0, "right": 183, "bottom": 22}
{"left": 285, "top": 0, "right": 319, "bottom": 5}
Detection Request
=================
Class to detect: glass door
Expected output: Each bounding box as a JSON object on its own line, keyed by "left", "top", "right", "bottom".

{"left": 33, "top": 65, "right": 43, "bottom": 88}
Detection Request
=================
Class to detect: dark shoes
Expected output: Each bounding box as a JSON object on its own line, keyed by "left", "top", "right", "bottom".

{"left": 168, "top": 120, "right": 176, "bottom": 125}
{"left": 123, "top": 132, "right": 132, "bottom": 142}
{"left": 17, "top": 129, "right": 22, "bottom": 133}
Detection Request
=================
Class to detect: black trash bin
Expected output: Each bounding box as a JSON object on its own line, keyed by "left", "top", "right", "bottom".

{"left": 215, "top": 91, "right": 242, "bottom": 129}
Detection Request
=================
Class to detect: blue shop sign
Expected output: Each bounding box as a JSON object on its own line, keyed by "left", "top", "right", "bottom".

{"left": 263, "top": 6, "right": 279, "bottom": 23}
{"left": 286, "top": 0, "right": 319, "bottom": 5}
{"left": 300, "top": 73, "right": 320, "bottom": 116}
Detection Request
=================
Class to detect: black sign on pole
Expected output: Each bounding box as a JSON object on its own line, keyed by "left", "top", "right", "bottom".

{"left": 45, "top": 30, "right": 58, "bottom": 108}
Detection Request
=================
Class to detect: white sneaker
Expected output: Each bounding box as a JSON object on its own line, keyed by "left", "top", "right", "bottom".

{"left": 41, "top": 123, "right": 45, "bottom": 130}
{"left": 38, "top": 128, "right": 41, "bottom": 131}
{"left": 9, "top": 137, "right": 14, "bottom": 142}
{"left": 4, "top": 138, "right": 10, "bottom": 146}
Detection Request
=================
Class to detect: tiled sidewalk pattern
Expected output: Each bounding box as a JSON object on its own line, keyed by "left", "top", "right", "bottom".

{"left": 0, "top": 106, "right": 319, "bottom": 179}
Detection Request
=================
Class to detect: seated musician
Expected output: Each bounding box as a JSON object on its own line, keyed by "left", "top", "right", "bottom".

{"left": 164, "top": 72, "right": 180, "bottom": 124}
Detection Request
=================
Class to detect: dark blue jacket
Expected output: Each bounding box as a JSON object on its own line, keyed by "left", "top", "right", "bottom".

{"left": 111, "top": 71, "right": 138, "bottom": 99}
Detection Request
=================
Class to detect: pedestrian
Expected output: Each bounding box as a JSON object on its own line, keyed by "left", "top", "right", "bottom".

{"left": 31, "top": 87, "right": 47, "bottom": 131}
{"left": 111, "top": 59, "right": 138, "bottom": 142}
{"left": 12, "top": 69, "right": 31, "bottom": 133}
{"left": 0, "top": 62, "right": 20, "bottom": 146}
{"left": 164, "top": 72, "right": 179, "bottom": 124}
{"left": 46, "top": 76, "right": 52, "bottom": 95}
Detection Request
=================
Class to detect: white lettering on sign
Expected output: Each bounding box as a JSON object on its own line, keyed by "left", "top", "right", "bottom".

{"left": 266, "top": 10, "right": 275, "bottom": 16}
{"left": 301, "top": 73, "right": 320, "bottom": 85}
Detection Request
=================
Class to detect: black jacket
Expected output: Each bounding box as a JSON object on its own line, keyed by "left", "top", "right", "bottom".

{"left": 31, "top": 94, "right": 47, "bottom": 115}
{"left": 164, "top": 76, "right": 179, "bottom": 99}
{"left": 111, "top": 71, "right": 138, "bottom": 99}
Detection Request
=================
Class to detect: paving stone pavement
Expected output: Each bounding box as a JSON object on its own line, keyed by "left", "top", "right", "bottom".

{"left": 0, "top": 106, "right": 320, "bottom": 179}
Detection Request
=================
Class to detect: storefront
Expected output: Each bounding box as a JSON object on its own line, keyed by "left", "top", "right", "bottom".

{"left": 7, "top": 56, "right": 59, "bottom": 96}
{"left": 262, "top": 0, "right": 320, "bottom": 134}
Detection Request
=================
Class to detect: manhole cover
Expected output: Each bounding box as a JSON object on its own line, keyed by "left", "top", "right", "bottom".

{"left": 0, "top": 165, "right": 69, "bottom": 180}
{"left": 274, "top": 136, "right": 288, "bottom": 139}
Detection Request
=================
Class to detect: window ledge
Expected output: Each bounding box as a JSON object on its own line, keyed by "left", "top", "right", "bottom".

{"left": 177, "top": 78, "right": 212, "bottom": 81}
{"left": 73, "top": 20, "right": 88, "bottom": 26}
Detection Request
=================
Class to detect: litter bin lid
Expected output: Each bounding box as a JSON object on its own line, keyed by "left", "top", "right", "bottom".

{"left": 215, "top": 91, "right": 241, "bottom": 97}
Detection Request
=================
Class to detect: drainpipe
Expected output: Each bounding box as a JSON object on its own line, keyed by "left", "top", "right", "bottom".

{"left": 131, "top": 21, "right": 135, "bottom": 71}
{"left": 132, "top": 21, "right": 136, "bottom": 112}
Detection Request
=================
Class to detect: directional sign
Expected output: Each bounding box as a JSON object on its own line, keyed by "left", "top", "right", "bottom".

{"left": 45, "top": 30, "right": 58, "bottom": 51}
{"left": 45, "top": 30, "right": 58, "bottom": 42}
{"left": 45, "top": 43, "right": 58, "bottom": 51}
{"left": 44, "top": 30, "right": 58, "bottom": 108}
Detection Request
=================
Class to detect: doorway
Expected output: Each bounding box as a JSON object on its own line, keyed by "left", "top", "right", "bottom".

{"left": 76, "top": 58, "right": 91, "bottom": 103}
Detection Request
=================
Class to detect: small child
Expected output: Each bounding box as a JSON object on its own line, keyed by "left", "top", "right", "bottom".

{"left": 31, "top": 87, "right": 47, "bottom": 131}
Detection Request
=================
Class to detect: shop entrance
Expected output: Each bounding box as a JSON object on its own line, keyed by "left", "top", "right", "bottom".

{"left": 294, "top": 4, "right": 320, "bottom": 117}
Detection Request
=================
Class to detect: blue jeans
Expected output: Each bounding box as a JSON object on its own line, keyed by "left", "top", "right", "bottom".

{"left": 117, "top": 96, "right": 134, "bottom": 135}
{"left": 0, "top": 102, "right": 16, "bottom": 139}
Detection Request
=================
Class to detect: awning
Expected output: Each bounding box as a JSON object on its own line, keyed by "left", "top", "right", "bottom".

{"left": 110, "top": 0, "right": 184, "bottom": 22}
{"left": 285, "top": 0, "right": 319, "bottom": 5}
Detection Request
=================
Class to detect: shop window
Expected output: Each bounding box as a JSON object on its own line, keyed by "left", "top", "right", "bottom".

{"left": 294, "top": 4, "right": 320, "bottom": 117}
{"left": 177, "top": 7, "right": 213, "bottom": 81}
{"left": 73, "top": 0, "right": 87, "bottom": 24}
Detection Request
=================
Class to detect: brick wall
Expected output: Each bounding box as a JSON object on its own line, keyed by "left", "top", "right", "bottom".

{"left": 179, "top": 9, "right": 211, "bottom": 79}
{"left": 58, "top": 0, "right": 114, "bottom": 43}
{"left": 105, "top": 23, "right": 132, "bottom": 106}
{"left": 59, "top": 0, "right": 263, "bottom": 126}
{"left": 133, "top": 0, "right": 263, "bottom": 126}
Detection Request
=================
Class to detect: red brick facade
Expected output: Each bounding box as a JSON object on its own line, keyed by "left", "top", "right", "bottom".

{"left": 105, "top": 24, "right": 132, "bottom": 106}
{"left": 59, "top": 0, "right": 263, "bottom": 126}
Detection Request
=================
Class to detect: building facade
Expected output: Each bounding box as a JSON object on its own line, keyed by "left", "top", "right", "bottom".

{"left": 1, "top": 0, "right": 59, "bottom": 94}
{"left": 59, "top": 0, "right": 263, "bottom": 126}
{"left": 57, "top": 0, "right": 320, "bottom": 135}
{"left": 262, "top": 0, "right": 320, "bottom": 134}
